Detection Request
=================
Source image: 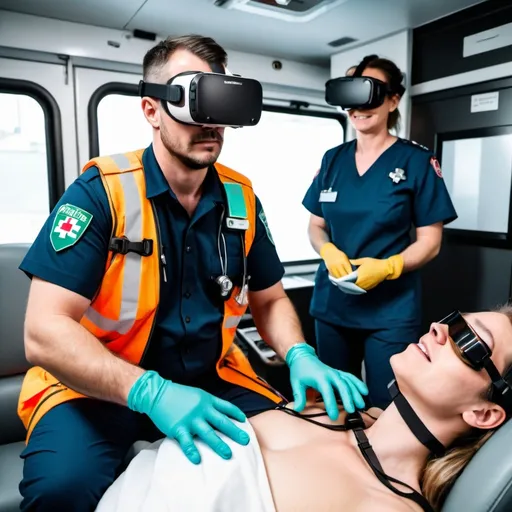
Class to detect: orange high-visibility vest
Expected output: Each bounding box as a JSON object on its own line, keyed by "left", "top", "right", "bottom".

{"left": 18, "top": 149, "right": 282, "bottom": 441}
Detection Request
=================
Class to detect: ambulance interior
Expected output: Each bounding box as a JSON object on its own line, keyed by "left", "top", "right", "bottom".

{"left": 1, "top": 0, "right": 512, "bottom": 510}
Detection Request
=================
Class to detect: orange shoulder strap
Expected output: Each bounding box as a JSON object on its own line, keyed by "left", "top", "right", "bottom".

{"left": 215, "top": 163, "right": 256, "bottom": 254}
{"left": 81, "top": 149, "right": 145, "bottom": 176}
{"left": 215, "top": 162, "right": 252, "bottom": 188}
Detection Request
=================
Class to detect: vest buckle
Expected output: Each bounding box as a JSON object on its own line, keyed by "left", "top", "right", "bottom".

{"left": 109, "top": 237, "right": 154, "bottom": 257}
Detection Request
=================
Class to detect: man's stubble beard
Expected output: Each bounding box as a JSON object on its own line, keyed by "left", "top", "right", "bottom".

{"left": 161, "top": 124, "right": 223, "bottom": 171}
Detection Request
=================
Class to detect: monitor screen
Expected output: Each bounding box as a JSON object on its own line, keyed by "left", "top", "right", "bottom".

{"left": 440, "top": 130, "right": 512, "bottom": 234}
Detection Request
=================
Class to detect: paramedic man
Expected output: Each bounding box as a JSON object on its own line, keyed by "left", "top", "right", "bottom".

{"left": 303, "top": 55, "right": 457, "bottom": 409}
{"left": 17, "top": 35, "right": 368, "bottom": 511}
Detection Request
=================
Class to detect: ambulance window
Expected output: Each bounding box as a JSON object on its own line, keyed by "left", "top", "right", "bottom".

{"left": 0, "top": 87, "right": 62, "bottom": 244}
{"left": 96, "top": 94, "right": 152, "bottom": 155}
{"left": 220, "top": 109, "right": 344, "bottom": 264}
{"left": 94, "top": 91, "right": 344, "bottom": 263}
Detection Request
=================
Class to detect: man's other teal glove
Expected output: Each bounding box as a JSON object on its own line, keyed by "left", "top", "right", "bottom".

{"left": 286, "top": 343, "right": 368, "bottom": 420}
{"left": 127, "top": 371, "right": 250, "bottom": 465}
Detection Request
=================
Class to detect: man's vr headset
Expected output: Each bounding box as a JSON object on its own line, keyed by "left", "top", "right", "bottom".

{"left": 138, "top": 66, "right": 263, "bottom": 128}
{"left": 325, "top": 54, "right": 405, "bottom": 110}
{"left": 442, "top": 310, "right": 512, "bottom": 413}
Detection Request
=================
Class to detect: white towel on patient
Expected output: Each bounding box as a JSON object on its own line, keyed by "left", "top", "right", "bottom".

{"left": 95, "top": 420, "right": 276, "bottom": 512}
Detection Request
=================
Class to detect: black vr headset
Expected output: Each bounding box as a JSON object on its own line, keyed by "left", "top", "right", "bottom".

{"left": 138, "top": 64, "right": 262, "bottom": 128}
{"left": 325, "top": 54, "right": 405, "bottom": 110}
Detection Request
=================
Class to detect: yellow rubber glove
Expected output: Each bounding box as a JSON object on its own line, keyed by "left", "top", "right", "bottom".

{"left": 320, "top": 242, "right": 352, "bottom": 278}
{"left": 349, "top": 255, "right": 404, "bottom": 291}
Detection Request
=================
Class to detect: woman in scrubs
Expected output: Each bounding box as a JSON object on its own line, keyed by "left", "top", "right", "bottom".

{"left": 302, "top": 55, "right": 457, "bottom": 409}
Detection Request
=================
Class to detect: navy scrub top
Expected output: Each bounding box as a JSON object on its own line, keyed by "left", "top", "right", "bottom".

{"left": 302, "top": 138, "right": 457, "bottom": 330}
{"left": 20, "top": 144, "right": 284, "bottom": 383}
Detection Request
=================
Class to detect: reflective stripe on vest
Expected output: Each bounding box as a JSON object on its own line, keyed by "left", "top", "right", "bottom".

{"left": 79, "top": 149, "right": 159, "bottom": 365}
{"left": 84, "top": 170, "right": 143, "bottom": 335}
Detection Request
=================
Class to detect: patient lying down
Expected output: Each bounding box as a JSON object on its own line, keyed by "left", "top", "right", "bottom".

{"left": 96, "top": 307, "right": 512, "bottom": 512}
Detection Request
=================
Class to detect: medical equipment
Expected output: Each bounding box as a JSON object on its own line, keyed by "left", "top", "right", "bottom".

{"left": 138, "top": 67, "right": 263, "bottom": 128}
{"left": 328, "top": 271, "right": 366, "bottom": 295}
{"left": 236, "top": 327, "right": 284, "bottom": 366}
{"left": 215, "top": 182, "right": 250, "bottom": 302}
{"left": 325, "top": 54, "right": 405, "bottom": 111}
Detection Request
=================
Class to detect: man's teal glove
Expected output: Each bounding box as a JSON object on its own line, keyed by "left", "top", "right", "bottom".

{"left": 127, "top": 371, "right": 250, "bottom": 465}
{"left": 286, "top": 343, "right": 368, "bottom": 420}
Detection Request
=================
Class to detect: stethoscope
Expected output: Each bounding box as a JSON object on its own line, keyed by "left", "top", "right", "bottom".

{"left": 215, "top": 203, "right": 249, "bottom": 304}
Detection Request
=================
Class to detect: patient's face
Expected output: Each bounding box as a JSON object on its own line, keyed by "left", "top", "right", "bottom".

{"left": 391, "top": 311, "right": 512, "bottom": 418}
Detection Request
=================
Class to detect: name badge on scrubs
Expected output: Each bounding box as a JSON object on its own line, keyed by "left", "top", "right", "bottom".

{"left": 319, "top": 188, "right": 338, "bottom": 203}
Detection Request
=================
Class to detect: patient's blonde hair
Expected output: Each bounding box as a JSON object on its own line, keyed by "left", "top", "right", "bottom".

{"left": 420, "top": 304, "right": 512, "bottom": 510}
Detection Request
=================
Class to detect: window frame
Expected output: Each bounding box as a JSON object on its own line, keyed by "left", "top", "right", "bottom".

{"left": 437, "top": 125, "right": 512, "bottom": 248}
{"left": 88, "top": 82, "right": 346, "bottom": 267}
{"left": 88, "top": 82, "right": 346, "bottom": 159}
{"left": 0, "top": 77, "right": 65, "bottom": 211}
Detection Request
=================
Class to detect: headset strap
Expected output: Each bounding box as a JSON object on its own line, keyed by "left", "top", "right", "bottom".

{"left": 352, "top": 426, "right": 435, "bottom": 512}
{"left": 353, "top": 54, "right": 378, "bottom": 77}
{"left": 388, "top": 381, "right": 445, "bottom": 457}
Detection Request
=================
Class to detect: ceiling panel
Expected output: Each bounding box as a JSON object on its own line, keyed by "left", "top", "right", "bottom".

{"left": 128, "top": 0, "right": 487, "bottom": 65}
{"left": 0, "top": 0, "right": 145, "bottom": 30}
{"left": 0, "top": 0, "right": 489, "bottom": 65}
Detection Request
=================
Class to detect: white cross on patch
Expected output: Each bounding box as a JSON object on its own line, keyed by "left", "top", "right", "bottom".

{"left": 54, "top": 217, "right": 81, "bottom": 239}
{"left": 389, "top": 168, "right": 406, "bottom": 184}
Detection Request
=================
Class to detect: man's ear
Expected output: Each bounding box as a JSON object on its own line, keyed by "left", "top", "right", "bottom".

{"left": 462, "top": 403, "right": 506, "bottom": 430}
{"left": 141, "top": 97, "right": 161, "bottom": 129}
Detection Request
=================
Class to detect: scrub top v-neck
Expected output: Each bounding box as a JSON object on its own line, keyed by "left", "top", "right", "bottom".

{"left": 302, "top": 138, "right": 457, "bottom": 330}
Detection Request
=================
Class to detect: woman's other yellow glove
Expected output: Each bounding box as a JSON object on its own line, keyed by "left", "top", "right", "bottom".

{"left": 319, "top": 242, "right": 352, "bottom": 278}
{"left": 349, "top": 255, "right": 404, "bottom": 291}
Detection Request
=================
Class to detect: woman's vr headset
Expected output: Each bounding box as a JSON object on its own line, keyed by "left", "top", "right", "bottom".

{"left": 325, "top": 54, "right": 405, "bottom": 110}
{"left": 138, "top": 68, "right": 263, "bottom": 128}
{"left": 442, "top": 310, "right": 512, "bottom": 412}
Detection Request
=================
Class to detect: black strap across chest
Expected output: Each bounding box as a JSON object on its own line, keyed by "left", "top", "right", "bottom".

{"left": 277, "top": 404, "right": 435, "bottom": 512}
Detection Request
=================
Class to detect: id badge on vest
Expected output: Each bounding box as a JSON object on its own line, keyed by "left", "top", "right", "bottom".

{"left": 319, "top": 188, "right": 338, "bottom": 203}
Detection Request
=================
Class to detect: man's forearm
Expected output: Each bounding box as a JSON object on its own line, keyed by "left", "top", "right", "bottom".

{"left": 26, "top": 315, "right": 145, "bottom": 406}
{"left": 250, "top": 296, "right": 306, "bottom": 360}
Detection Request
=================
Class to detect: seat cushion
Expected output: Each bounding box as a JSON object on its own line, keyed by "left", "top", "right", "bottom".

{"left": 441, "top": 418, "right": 512, "bottom": 511}
{"left": 0, "top": 244, "right": 31, "bottom": 377}
{"left": 0, "top": 441, "right": 24, "bottom": 512}
{"left": 0, "top": 375, "right": 26, "bottom": 445}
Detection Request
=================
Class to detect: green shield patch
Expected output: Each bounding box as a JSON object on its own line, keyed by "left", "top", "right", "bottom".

{"left": 258, "top": 209, "right": 275, "bottom": 246}
{"left": 50, "top": 203, "right": 93, "bottom": 252}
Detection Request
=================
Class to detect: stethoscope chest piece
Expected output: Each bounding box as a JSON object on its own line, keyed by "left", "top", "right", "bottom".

{"left": 216, "top": 274, "right": 234, "bottom": 298}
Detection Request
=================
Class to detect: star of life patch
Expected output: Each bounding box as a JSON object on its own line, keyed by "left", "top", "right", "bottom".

{"left": 430, "top": 157, "right": 443, "bottom": 178}
{"left": 50, "top": 203, "right": 93, "bottom": 252}
{"left": 258, "top": 209, "right": 275, "bottom": 246}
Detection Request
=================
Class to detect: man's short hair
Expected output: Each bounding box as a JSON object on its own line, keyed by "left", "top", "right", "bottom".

{"left": 142, "top": 34, "right": 228, "bottom": 83}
